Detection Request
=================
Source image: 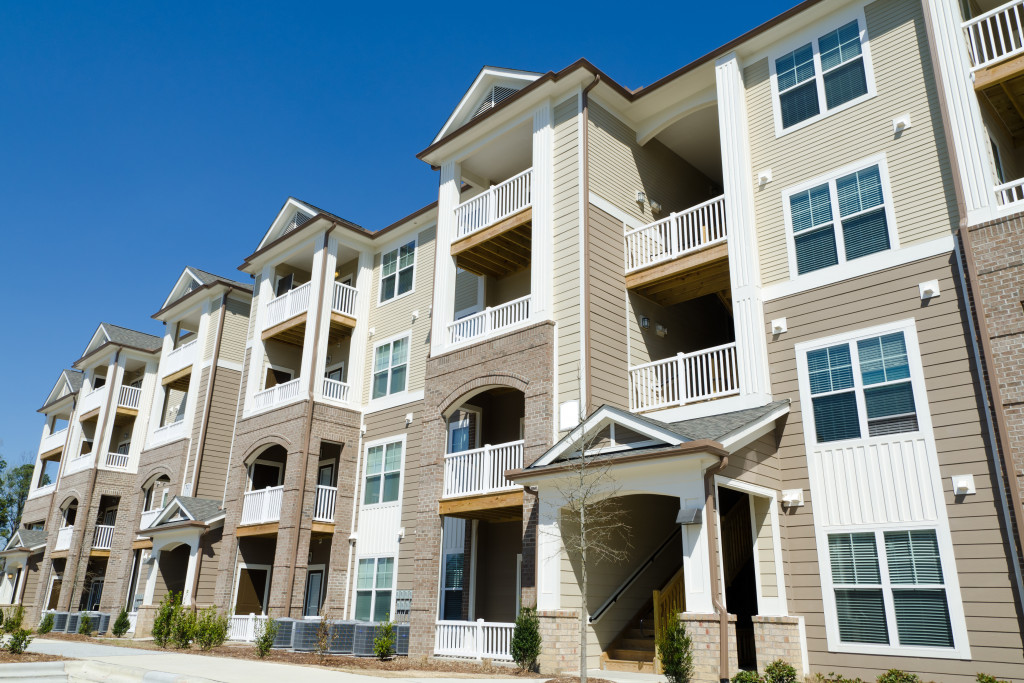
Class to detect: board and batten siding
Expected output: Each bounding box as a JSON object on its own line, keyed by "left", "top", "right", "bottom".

{"left": 362, "top": 226, "right": 436, "bottom": 403}
{"left": 746, "top": 0, "right": 958, "bottom": 287}
{"left": 586, "top": 204, "right": 629, "bottom": 410}
{"left": 552, "top": 94, "right": 582, "bottom": 410}
{"left": 765, "top": 253, "right": 1024, "bottom": 681}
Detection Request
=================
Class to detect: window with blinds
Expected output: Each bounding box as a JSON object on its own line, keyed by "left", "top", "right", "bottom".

{"left": 774, "top": 19, "right": 870, "bottom": 131}
{"left": 787, "top": 162, "right": 892, "bottom": 276}
{"left": 828, "top": 529, "right": 954, "bottom": 649}
{"left": 806, "top": 330, "right": 919, "bottom": 444}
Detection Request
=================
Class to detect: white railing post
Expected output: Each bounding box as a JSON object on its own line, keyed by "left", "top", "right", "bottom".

{"left": 475, "top": 618, "right": 485, "bottom": 660}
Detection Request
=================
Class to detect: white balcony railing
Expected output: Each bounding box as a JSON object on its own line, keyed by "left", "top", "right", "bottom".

{"left": 332, "top": 282, "right": 358, "bottom": 317}
{"left": 264, "top": 281, "right": 312, "bottom": 330}
{"left": 435, "top": 620, "right": 514, "bottom": 661}
{"left": 55, "top": 527, "right": 73, "bottom": 551}
{"left": 240, "top": 485, "right": 283, "bottom": 526}
{"left": 151, "top": 418, "right": 186, "bottom": 446}
{"left": 629, "top": 342, "right": 741, "bottom": 412}
{"left": 105, "top": 452, "right": 130, "bottom": 470}
{"left": 454, "top": 168, "right": 532, "bottom": 239}
{"left": 162, "top": 339, "right": 198, "bottom": 378}
{"left": 252, "top": 377, "right": 303, "bottom": 412}
{"left": 92, "top": 524, "right": 114, "bottom": 550}
{"left": 228, "top": 614, "right": 268, "bottom": 642}
{"left": 39, "top": 428, "right": 68, "bottom": 455}
{"left": 995, "top": 176, "right": 1024, "bottom": 208}
{"left": 322, "top": 377, "right": 351, "bottom": 403}
{"left": 963, "top": 0, "right": 1024, "bottom": 70}
{"left": 139, "top": 508, "right": 163, "bottom": 531}
{"left": 443, "top": 440, "right": 524, "bottom": 498}
{"left": 314, "top": 485, "right": 337, "bottom": 522}
{"left": 447, "top": 295, "right": 531, "bottom": 346}
{"left": 624, "top": 195, "right": 727, "bottom": 273}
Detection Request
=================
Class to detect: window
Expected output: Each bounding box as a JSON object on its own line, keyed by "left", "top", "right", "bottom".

{"left": 371, "top": 336, "right": 409, "bottom": 399}
{"left": 364, "top": 440, "right": 402, "bottom": 505}
{"left": 774, "top": 19, "right": 871, "bottom": 131}
{"left": 991, "top": 137, "right": 1007, "bottom": 185}
{"left": 355, "top": 556, "right": 394, "bottom": 622}
{"left": 442, "top": 553, "right": 464, "bottom": 620}
{"left": 787, "top": 160, "right": 895, "bottom": 277}
{"left": 379, "top": 241, "right": 415, "bottom": 303}
{"left": 805, "top": 329, "right": 919, "bottom": 444}
{"left": 828, "top": 530, "right": 954, "bottom": 649}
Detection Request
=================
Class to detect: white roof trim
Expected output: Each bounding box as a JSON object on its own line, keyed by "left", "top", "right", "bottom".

{"left": 81, "top": 324, "right": 113, "bottom": 359}
{"left": 43, "top": 370, "right": 77, "bottom": 408}
{"left": 433, "top": 67, "right": 541, "bottom": 143}
{"left": 160, "top": 268, "right": 206, "bottom": 310}
{"left": 151, "top": 497, "right": 195, "bottom": 526}
{"left": 256, "top": 198, "right": 320, "bottom": 252}
{"left": 719, "top": 402, "right": 790, "bottom": 453}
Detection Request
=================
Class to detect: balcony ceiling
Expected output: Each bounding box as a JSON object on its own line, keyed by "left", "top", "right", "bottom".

{"left": 452, "top": 208, "right": 532, "bottom": 278}
{"left": 626, "top": 243, "right": 731, "bottom": 307}
{"left": 976, "top": 60, "right": 1024, "bottom": 142}
{"left": 460, "top": 121, "right": 531, "bottom": 188}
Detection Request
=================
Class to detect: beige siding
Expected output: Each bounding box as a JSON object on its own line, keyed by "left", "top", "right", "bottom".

{"left": 587, "top": 204, "right": 629, "bottom": 410}
{"left": 747, "top": 0, "right": 958, "bottom": 286}
{"left": 202, "top": 306, "right": 220, "bottom": 361}
{"left": 552, "top": 94, "right": 582, "bottom": 409}
{"left": 220, "top": 296, "right": 251, "bottom": 366}
{"left": 195, "top": 368, "right": 242, "bottom": 500}
{"left": 194, "top": 527, "right": 223, "bottom": 607}
{"left": 752, "top": 495, "right": 778, "bottom": 599}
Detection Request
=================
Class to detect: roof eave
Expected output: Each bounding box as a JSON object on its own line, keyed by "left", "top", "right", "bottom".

{"left": 73, "top": 340, "right": 159, "bottom": 369}
{"left": 151, "top": 280, "right": 252, "bottom": 320}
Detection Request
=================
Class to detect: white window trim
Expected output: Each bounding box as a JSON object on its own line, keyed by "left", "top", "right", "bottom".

{"left": 795, "top": 319, "right": 971, "bottom": 659}
{"left": 769, "top": 6, "right": 877, "bottom": 138}
{"left": 248, "top": 459, "right": 283, "bottom": 491}
{"left": 782, "top": 153, "right": 899, "bottom": 284}
{"left": 448, "top": 405, "right": 481, "bottom": 453}
{"left": 370, "top": 331, "right": 412, "bottom": 401}
{"left": 352, "top": 554, "right": 397, "bottom": 621}
{"left": 360, "top": 434, "right": 407, "bottom": 511}
{"left": 231, "top": 562, "right": 272, "bottom": 616}
{"left": 324, "top": 360, "right": 346, "bottom": 382}
{"left": 376, "top": 236, "right": 418, "bottom": 307}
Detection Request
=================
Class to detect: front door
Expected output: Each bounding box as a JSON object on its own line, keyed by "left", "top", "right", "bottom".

{"left": 304, "top": 569, "right": 324, "bottom": 617}
{"left": 236, "top": 568, "right": 269, "bottom": 615}
{"left": 86, "top": 579, "right": 104, "bottom": 611}
{"left": 46, "top": 575, "right": 62, "bottom": 610}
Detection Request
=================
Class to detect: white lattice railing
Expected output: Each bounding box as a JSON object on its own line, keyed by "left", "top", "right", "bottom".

{"left": 322, "top": 377, "right": 351, "bottom": 403}
{"left": 454, "top": 168, "right": 532, "bottom": 239}
{"left": 443, "top": 440, "right": 524, "bottom": 498}
{"left": 963, "top": 0, "right": 1024, "bottom": 69}
{"left": 252, "top": 378, "right": 302, "bottom": 411}
{"left": 228, "top": 614, "right": 269, "bottom": 642}
{"left": 332, "top": 282, "right": 358, "bottom": 317}
{"left": 629, "top": 342, "right": 741, "bottom": 412}
{"left": 92, "top": 524, "right": 114, "bottom": 550}
{"left": 55, "top": 527, "right": 73, "bottom": 551}
{"left": 434, "top": 620, "right": 514, "bottom": 660}
{"left": 314, "top": 485, "right": 337, "bottom": 522}
{"left": 624, "top": 195, "right": 727, "bottom": 273}
{"left": 264, "top": 281, "right": 312, "bottom": 330}
{"left": 447, "top": 295, "right": 531, "bottom": 346}
{"left": 139, "top": 508, "right": 163, "bottom": 531}
{"left": 105, "top": 452, "right": 130, "bottom": 470}
{"left": 240, "top": 486, "right": 283, "bottom": 526}
{"left": 995, "top": 177, "right": 1024, "bottom": 207}
{"left": 162, "top": 339, "right": 198, "bottom": 378}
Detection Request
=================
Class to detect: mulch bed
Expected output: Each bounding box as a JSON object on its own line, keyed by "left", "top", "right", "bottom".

{"left": 0, "top": 651, "right": 69, "bottom": 664}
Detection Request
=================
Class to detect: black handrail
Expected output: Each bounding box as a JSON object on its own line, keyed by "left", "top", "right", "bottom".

{"left": 589, "top": 525, "right": 682, "bottom": 623}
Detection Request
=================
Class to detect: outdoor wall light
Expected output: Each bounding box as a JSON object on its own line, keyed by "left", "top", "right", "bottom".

{"left": 919, "top": 280, "right": 940, "bottom": 300}
{"left": 640, "top": 316, "right": 650, "bottom": 329}
{"left": 636, "top": 190, "right": 647, "bottom": 204}
{"left": 650, "top": 200, "right": 663, "bottom": 214}
{"left": 952, "top": 474, "right": 976, "bottom": 496}
{"left": 781, "top": 489, "right": 804, "bottom": 507}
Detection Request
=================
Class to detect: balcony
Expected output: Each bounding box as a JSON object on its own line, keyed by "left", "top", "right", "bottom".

{"left": 252, "top": 377, "right": 303, "bottom": 412}
{"left": 322, "top": 377, "right": 351, "bottom": 404}
{"left": 443, "top": 440, "right": 524, "bottom": 499}
{"left": 39, "top": 428, "right": 68, "bottom": 456}
{"left": 452, "top": 169, "right": 532, "bottom": 278}
{"left": 117, "top": 385, "right": 142, "bottom": 414}
{"left": 55, "top": 527, "right": 73, "bottom": 551}
{"left": 78, "top": 385, "right": 105, "bottom": 417}
{"left": 240, "top": 485, "right": 283, "bottom": 526}
{"left": 963, "top": 0, "right": 1024, "bottom": 72}
{"left": 628, "top": 342, "right": 740, "bottom": 412}
{"left": 447, "top": 295, "right": 531, "bottom": 347}
{"left": 162, "top": 339, "right": 198, "bottom": 379}
{"left": 150, "top": 418, "right": 186, "bottom": 446}
{"left": 105, "top": 452, "right": 130, "bottom": 471}
{"left": 139, "top": 508, "right": 163, "bottom": 531}
{"left": 64, "top": 453, "right": 95, "bottom": 476}
{"left": 262, "top": 281, "right": 312, "bottom": 344}
{"left": 313, "top": 485, "right": 337, "bottom": 523}
{"left": 92, "top": 524, "right": 114, "bottom": 550}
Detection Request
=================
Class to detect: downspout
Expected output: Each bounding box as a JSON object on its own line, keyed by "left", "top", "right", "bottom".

{"left": 66, "top": 349, "right": 121, "bottom": 611}
{"left": 581, "top": 74, "right": 601, "bottom": 411}
{"left": 190, "top": 293, "right": 230, "bottom": 496}
{"left": 704, "top": 456, "right": 729, "bottom": 683}
{"left": 283, "top": 223, "right": 336, "bottom": 616}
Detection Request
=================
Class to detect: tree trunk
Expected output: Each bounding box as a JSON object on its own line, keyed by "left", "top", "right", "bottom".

{"left": 580, "top": 506, "right": 588, "bottom": 683}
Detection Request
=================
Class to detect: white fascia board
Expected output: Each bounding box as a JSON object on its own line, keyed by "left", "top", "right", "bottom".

{"left": 159, "top": 268, "right": 204, "bottom": 311}
{"left": 255, "top": 197, "right": 322, "bottom": 252}
{"left": 434, "top": 67, "right": 542, "bottom": 143}
{"left": 80, "top": 325, "right": 112, "bottom": 359}
{"left": 719, "top": 403, "right": 790, "bottom": 453}
{"left": 152, "top": 497, "right": 195, "bottom": 526}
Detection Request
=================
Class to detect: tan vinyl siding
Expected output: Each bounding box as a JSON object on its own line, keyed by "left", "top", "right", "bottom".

{"left": 20, "top": 556, "right": 41, "bottom": 611}
{"left": 363, "top": 227, "right": 436, "bottom": 402}
{"left": 765, "top": 253, "right": 1024, "bottom": 681}
{"left": 220, "top": 296, "right": 251, "bottom": 366}
{"left": 752, "top": 495, "right": 778, "bottom": 599}
{"left": 194, "top": 527, "right": 223, "bottom": 606}
{"left": 747, "top": 0, "right": 958, "bottom": 286}
{"left": 187, "top": 367, "right": 210, "bottom": 462}
{"left": 195, "top": 368, "right": 242, "bottom": 500}
{"left": 202, "top": 307, "right": 220, "bottom": 361}
{"left": 454, "top": 269, "right": 481, "bottom": 314}
{"left": 586, "top": 204, "right": 629, "bottom": 410}
{"left": 552, "top": 94, "right": 582, "bottom": 409}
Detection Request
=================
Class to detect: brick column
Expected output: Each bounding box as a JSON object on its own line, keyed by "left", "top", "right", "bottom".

{"left": 537, "top": 609, "right": 580, "bottom": 674}
{"left": 752, "top": 615, "right": 805, "bottom": 676}
{"left": 679, "top": 612, "right": 739, "bottom": 683}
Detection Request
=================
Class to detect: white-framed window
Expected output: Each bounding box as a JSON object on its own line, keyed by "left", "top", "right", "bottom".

{"left": 770, "top": 13, "right": 875, "bottom": 135}
{"left": 363, "top": 438, "right": 403, "bottom": 506}
{"left": 783, "top": 155, "right": 897, "bottom": 279}
{"left": 354, "top": 556, "right": 394, "bottom": 621}
{"left": 371, "top": 334, "right": 409, "bottom": 400}
{"left": 441, "top": 552, "right": 464, "bottom": 620}
{"left": 378, "top": 239, "right": 416, "bottom": 304}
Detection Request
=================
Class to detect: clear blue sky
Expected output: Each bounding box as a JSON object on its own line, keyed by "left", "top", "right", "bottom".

{"left": 0, "top": 1, "right": 793, "bottom": 466}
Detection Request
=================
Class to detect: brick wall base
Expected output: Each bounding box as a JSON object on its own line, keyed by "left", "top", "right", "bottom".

{"left": 679, "top": 612, "right": 739, "bottom": 683}
{"left": 752, "top": 615, "right": 805, "bottom": 676}
{"left": 134, "top": 604, "right": 158, "bottom": 638}
{"left": 538, "top": 609, "right": 580, "bottom": 674}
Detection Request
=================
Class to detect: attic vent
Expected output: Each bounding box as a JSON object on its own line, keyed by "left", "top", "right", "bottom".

{"left": 473, "top": 85, "right": 518, "bottom": 118}
{"left": 284, "top": 210, "right": 313, "bottom": 235}
{"left": 183, "top": 279, "right": 201, "bottom": 295}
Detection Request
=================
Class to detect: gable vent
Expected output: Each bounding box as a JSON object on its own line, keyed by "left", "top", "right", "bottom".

{"left": 183, "top": 279, "right": 201, "bottom": 295}
{"left": 284, "top": 210, "right": 313, "bottom": 235}
{"left": 472, "top": 85, "right": 518, "bottom": 118}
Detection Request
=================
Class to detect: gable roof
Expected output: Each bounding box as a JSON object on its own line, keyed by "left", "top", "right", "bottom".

{"left": 4, "top": 528, "right": 46, "bottom": 552}
{"left": 156, "top": 266, "right": 253, "bottom": 316}
{"left": 432, "top": 66, "right": 542, "bottom": 143}
{"left": 76, "top": 322, "right": 162, "bottom": 365}
{"left": 39, "top": 368, "right": 83, "bottom": 412}
{"left": 147, "top": 496, "right": 224, "bottom": 532}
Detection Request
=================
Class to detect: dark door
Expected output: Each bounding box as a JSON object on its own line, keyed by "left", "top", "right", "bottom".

{"left": 250, "top": 463, "right": 280, "bottom": 490}
{"left": 304, "top": 570, "right": 324, "bottom": 617}
{"left": 236, "top": 568, "right": 269, "bottom": 615}
{"left": 275, "top": 274, "right": 293, "bottom": 297}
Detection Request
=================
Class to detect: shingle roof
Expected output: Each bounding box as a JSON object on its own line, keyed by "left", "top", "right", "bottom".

{"left": 65, "top": 369, "right": 83, "bottom": 393}
{"left": 187, "top": 266, "right": 252, "bottom": 291}
{"left": 100, "top": 323, "right": 162, "bottom": 351}
{"left": 173, "top": 497, "right": 223, "bottom": 524}
{"left": 18, "top": 528, "right": 47, "bottom": 548}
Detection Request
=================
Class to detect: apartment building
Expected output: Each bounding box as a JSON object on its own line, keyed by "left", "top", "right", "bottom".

{"left": 6, "top": 0, "right": 1024, "bottom": 681}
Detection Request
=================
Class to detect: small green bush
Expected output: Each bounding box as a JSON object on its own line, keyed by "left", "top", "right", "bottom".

{"left": 657, "top": 613, "right": 694, "bottom": 683}
{"left": 510, "top": 606, "right": 542, "bottom": 672}
{"left": 877, "top": 671, "right": 919, "bottom": 683}
{"left": 78, "top": 613, "right": 93, "bottom": 635}
{"left": 253, "top": 617, "right": 278, "bottom": 659}
{"left": 2, "top": 605, "right": 24, "bottom": 633}
{"left": 37, "top": 612, "right": 54, "bottom": 635}
{"left": 152, "top": 591, "right": 182, "bottom": 648}
{"left": 111, "top": 608, "right": 131, "bottom": 637}
{"left": 810, "top": 673, "right": 867, "bottom": 683}
{"left": 764, "top": 659, "right": 798, "bottom": 683}
{"left": 171, "top": 608, "right": 197, "bottom": 649}
{"left": 373, "top": 615, "right": 395, "bottom": 660}
{"left": 977, "top": 675, "right": 1009, "bottom": 683}
{"left": 5, "top": 628, "right": 32, "bottom": 654}
{"left": 194, "top": 607, "right": 229, "bottom": 651}
{"left": 732, "top": 671, "right": 762, "bottom": 683}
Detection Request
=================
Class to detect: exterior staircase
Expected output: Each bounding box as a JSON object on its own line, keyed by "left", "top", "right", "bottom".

{"left": 601, "top": 566, "right": 686, "bottom": 673}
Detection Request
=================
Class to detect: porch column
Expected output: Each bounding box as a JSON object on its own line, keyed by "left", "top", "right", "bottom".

{"left": 13, "top": 564, "right": 28, "bottom": 605}
{"left": 182, "top": 541, "right": 200, "bottom": 606}
{"left": 530, "top": 99, "right": 554, "bottom": 320}
{"left": 142, "top": 550, "right": 160, "bottom": 606}
{"left": 536, "top": 489, "right": 562, "bottom": 611}
{"left": 679, "top": 472, "right": 713, "bottom": 614}
{"left": 430, "top": 159, "right": 461, "bottom": 356}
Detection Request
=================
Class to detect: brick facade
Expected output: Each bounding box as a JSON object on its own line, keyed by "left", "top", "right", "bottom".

{"left": 679, "top": 612, "right": 739, "bottom": 683}
{"left": 752, "top": 615, "right": 804, "bottom": 676}
{"left": 538, "top": 609, "right": 581, "bottom": 674}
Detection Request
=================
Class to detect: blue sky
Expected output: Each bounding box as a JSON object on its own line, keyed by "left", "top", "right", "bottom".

{"left": 0, "top": 1, "right": 794, "bottom": 466}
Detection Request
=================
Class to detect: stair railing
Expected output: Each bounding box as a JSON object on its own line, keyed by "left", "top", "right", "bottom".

{"left": 589, "top": 526, "right": 682, "bottom": 623}
{"left": 652, "top": 567, "right": 687, "bottom": 673}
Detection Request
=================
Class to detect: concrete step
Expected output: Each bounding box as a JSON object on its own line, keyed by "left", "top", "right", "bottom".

{"left": 603, "top": 657, "right": 656, "bottom": 674}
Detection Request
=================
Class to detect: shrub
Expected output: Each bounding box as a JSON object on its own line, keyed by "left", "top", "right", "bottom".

{"left": 510, "top": 606, "right": 542, "bottom": 672}
{"left": 111, "top": 608, "right": 131, "bottom": 638}
{"left": 2, "top": 605, "right": 24, "bottom": 633}
{"left": 732, "top": 671, "right": 762, "bottom": 683}
{"left": 315, "top": 610, "right": 336, "bottom": 663}
{"left": 152, "top": 591, "right": 182, "bottom": 648}
{"left": 373, "top": 615, "right": 396, "bottom": 660}
{"left": 194, "top": 607, "right": 229, "bottom": 651}
{"left": 657, "top": 613, "right": 694, "bottom": 683}
{"left": 764, "top": 659, "right": 798, "bottom": 683}
{"left": 78, "top": 613, "right": 93, "bottom": 635}
{"left": 171, "top": 608, "right": 197, "bottom": 649}
{"left": 810, "top": 674, "right": 867, "bottom": 683}
{"left": 253, "top": 617, "right": 278, "bottom": 659}
{"left": 5, "top": 628, "right": 32, "bottom": 654}
{"left": 37, "top": 612, "right": 54, "bottom": 635}
{"left": 977, "top": 676, "right": 1009, "bottom": 683}
{"left": 877, "top": 671, "right": 919, "bottom": 683}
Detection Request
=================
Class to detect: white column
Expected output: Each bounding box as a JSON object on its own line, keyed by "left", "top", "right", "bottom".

{"left": 530, "top": 101, "right": 554, "bottom": 320}
{"left": 97, "top": 353, "right": 127, "bottom": 458}
{"left": 182, "top": 541, "right": 199, "bottom": 606}
{"left": 133, "top": 359, "right": 159, "bottom": 460}
{"left": 716, "top": 53, "right": 771, "bottom": 404}
{"left": 245, "top": 266, "right": 275, "bottom": 411}
{"left": 348, "top": 249, "right": 375, "bottom": 402}
{"left": 13, "top": 565, "right": 27, "bottom": 605}
{"left": 311, "top": 234, "right": 340, "bottom": 402}
{"left": 468, "top": 519, "right": 479, "bottom": 620}
{"left": 142, "top": 550, "right": 161, "bottom": 606}
{"left": 536, "top": 488, "right": 563, "bottom": 611}
{"left": 430, "top": 160, "right": 462, "bottom": 355}
{"left": 925, "top": 0, "right": 996, "bottom": 223}
{"left": 679, "top": 471, "right": 713, "bottom": 614}
{"left": 300, "top": 232, "right": 328, "bottom": 391}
